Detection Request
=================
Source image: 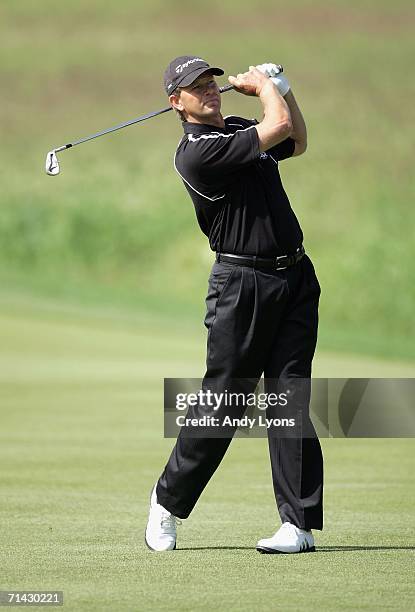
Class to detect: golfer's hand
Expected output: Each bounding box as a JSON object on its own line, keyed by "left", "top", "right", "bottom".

{"left": 256, "top": 63, "right": 283, "bottom": 78}
{"left": 228, "top": 66, "right": 271, "bottom": 97}
{"left": 256, "top": 63, "right": 291, "bottom": 97}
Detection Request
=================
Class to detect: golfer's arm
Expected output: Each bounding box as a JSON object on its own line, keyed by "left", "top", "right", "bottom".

{"left": 283, "top": 90, "right": 307, "bottom": 156}
{"left": 255, "top": 80, "right": 293, "bottom": 152}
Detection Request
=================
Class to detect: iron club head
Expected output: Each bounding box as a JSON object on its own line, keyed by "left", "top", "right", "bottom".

{"left": 45, "top": 150, "right": 60, "bottom": 176}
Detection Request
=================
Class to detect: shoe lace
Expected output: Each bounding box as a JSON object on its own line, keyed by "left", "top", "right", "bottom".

{"left": 280, "top": 522, "right": 311, "bottom": 535}
{"left": 281, "top": 522, "right": 293, "bottom": 530}
{"left": 160, "top": 511, "right": 182, "bottom": 532}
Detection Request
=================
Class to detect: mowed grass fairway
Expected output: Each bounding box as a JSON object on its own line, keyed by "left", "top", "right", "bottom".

{"left": 1, "top": 0, "right": 415, "bottom": 608}
{"left": 1, "top": 294, "right": 414, "bottom": 611}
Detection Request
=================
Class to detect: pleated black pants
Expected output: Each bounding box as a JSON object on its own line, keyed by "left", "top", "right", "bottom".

{"left": 157, "top": 254, "right": 323, "bottom": 530}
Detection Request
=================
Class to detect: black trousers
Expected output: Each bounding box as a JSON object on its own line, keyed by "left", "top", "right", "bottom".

{"left": 157, "top": 254, "right": 323, "bottom": 530}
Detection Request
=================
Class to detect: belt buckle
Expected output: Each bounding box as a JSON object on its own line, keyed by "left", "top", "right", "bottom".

{"left": 275, "top": 254, "right": 288, "bottom": 270}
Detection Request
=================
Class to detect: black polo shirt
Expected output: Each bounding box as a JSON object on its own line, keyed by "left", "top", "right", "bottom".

{"left": 174, "top": 115, "right": 303, "bottom": 257}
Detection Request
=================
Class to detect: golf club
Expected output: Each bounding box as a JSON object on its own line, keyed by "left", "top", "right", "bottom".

{"left": 45, "top": 84, "right": 235, "bottom": 176}
{"left": 45, "top": 65, "right": 283, "bottom": 176}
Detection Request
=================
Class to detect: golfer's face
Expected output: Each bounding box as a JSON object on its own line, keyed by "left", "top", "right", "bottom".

{"left": 177, "top": 73, "right": 221, "bottom": 121}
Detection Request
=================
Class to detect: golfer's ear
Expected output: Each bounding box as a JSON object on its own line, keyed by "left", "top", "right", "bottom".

{"left": 169, "top": 93, "right": 184, "bottom": 111}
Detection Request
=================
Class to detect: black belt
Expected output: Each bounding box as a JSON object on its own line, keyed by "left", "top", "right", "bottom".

{"left": 216, "top": 246, "right": 305, "bottom": 270}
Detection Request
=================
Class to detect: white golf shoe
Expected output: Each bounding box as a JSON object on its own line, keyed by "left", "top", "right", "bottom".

{"left": 145, "top": 486, "right": 181, "bottom": 551}
{"left": 256, "top": 522, "right": 315, "bottom": 554}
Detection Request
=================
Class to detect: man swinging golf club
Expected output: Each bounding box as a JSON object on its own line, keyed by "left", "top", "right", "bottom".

{"left": 145, "top": 55, "right": 323, "bottom": 554}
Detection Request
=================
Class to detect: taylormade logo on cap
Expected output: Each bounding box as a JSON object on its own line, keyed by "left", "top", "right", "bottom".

{"left": 175, "top": 58, "right": 204, "bottom": 74}
{"left": 163, "top": 55, "right": 224, "bottom": 95}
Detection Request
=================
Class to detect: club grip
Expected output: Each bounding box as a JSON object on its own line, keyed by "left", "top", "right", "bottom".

{"left": 219, "top": 84, "right": 235, "bottom": 93}
{"left": 219, "top": 65, "right": 283, "bottom": 94}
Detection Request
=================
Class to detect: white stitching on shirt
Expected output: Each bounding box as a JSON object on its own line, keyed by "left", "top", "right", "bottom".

{"left": 223, "top": 115, "right": 256, "bottom": 122}
{"left": 173, "top": 151, "right": 226, "bottom": 202}
{"left": 187, "top": 124, "right": 256, "bottom": 142}
{"left": 173, "top": 122, "right": 257, "bottom": 202}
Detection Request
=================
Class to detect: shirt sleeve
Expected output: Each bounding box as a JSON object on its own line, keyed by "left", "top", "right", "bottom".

{"left": 187, "top": 125, "right": 261, "bottom": 183}
{"left": 267, "top": 136, "right": 296, "bottom": 161}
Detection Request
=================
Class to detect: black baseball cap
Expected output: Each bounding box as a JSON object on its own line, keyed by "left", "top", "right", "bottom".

{"left": 164, "top": 55, "right": 224, "bottom": 95}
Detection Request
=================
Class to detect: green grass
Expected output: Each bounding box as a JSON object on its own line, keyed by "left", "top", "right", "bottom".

{"left": 1, "top": 4, "right": 415, "bottom": 605}
{"left": 1, "top": 3, "right": 414, "bottom": 609}
{"left": 1, "top": 293, "right": 414, "bottom": 611}
{"left": 1, "top": 0, "right": 415, "bottom": 360}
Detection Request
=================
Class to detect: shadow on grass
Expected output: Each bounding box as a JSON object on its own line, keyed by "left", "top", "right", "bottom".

{"left": 177, "top": 546, "right": 252, "bottom": 551}
{"left": 317, "top": 546, "right": 415, "bottom": 552}
{"left": 177, "top": 545, "right": 415, "bottom": 552}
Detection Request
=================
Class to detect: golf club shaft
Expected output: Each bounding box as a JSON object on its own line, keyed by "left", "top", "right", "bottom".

{"left": 54, "top": 84, "right": 235, "bottom": 153}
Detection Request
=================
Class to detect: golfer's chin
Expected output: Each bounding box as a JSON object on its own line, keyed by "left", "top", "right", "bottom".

{"left": 204, "top": 98, "right": 220, "bottom": 111}
{"left": 187, "top": 104, "right": 222, "bottom": 126}
{"left": 201, "top": 103, "right": 221, "bottom": 121}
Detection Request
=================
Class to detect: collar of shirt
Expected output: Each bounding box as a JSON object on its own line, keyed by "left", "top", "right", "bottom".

{"left": 183, "top": 121, "right": 227, "bottom": 135}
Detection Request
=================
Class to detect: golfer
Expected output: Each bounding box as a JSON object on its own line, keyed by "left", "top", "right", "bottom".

{"left": 146, "top": 55, "right": 323, "bottom": 554}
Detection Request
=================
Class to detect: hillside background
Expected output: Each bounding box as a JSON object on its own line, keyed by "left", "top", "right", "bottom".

{"left": 1, "top": 0, "right": 414, "bottom": 360}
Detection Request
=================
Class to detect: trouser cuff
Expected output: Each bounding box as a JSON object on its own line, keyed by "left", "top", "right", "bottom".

{"left": 156, "top": 482, "right": 192, "bottom": 519}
